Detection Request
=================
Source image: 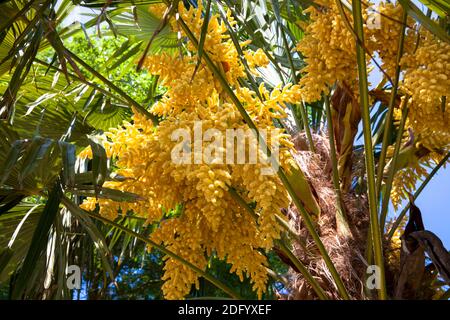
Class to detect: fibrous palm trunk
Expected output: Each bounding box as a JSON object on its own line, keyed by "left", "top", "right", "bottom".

{"left": 283, "top": 131, "right": 450, "bottom": 299}
{"left": 285, "top": 132, "right": 369, "bottom": 299}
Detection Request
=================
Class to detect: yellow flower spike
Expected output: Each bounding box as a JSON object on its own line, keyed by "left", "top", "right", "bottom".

{"left": 78, "top": 145, "right": 93, "bottom": 159}
{"left": 400, "top": 33, "right": 450, "bottom": 151}
{"left": 148, "top": 3, "right": 168, "bottom": 19}
{"left": 77, "top": 2, "right": 306, "bottom": 300}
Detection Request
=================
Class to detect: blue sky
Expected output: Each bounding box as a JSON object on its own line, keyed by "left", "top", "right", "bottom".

{"left": 402, "top": 167, "right": 450, "bottom": 246}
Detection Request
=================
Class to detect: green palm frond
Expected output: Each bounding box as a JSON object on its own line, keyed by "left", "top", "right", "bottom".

{"left": 0, "top": 202, "right": 42, "bottom": 282}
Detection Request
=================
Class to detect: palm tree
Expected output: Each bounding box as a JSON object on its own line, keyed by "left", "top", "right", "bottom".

{"left": 0, "top": 0, "right": 449, "bottom": 300}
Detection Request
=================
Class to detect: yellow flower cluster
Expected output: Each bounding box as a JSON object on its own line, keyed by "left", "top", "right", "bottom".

{"left": 390, "top": 161, "right": 427, "bottom": 210}
{"left": 294, "top": 1, "right": 416, "bottom": 102}
{"left": 367, "top": 2, "right": 416, "bottom": 79}
{"left": 296, "top": 1, "right": 449, "bottom": 212}
{"left": 388, "top": 107, "right": 449, "bottom": 209}
{"left": 143, "top": 53, "right": 219, "bottom": 116}
{"left": 147, "top": 3, "right": 168, "bottom": 19}
{"left": 385, "top": 217, "right": 405, "bottom": 271}
{"left": 244, "top": 48, "right": 270, "bottom": 72}
{"left": 295, "top": 0, "right": 360, "bottom": 102}
{"left": 390, "top": 149, "right": 448, "bottom": 210}
{"left": 79, "top": 2, "right": 298, "bottom": 299}
{"left": 401, "top": 31, "right": 450, "bottom": 151}
{"left": 142, "top": 2, "right": 272, "bottom": 117}
{"left": 387, "top": 28, "right": 450, "bottom": 208}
